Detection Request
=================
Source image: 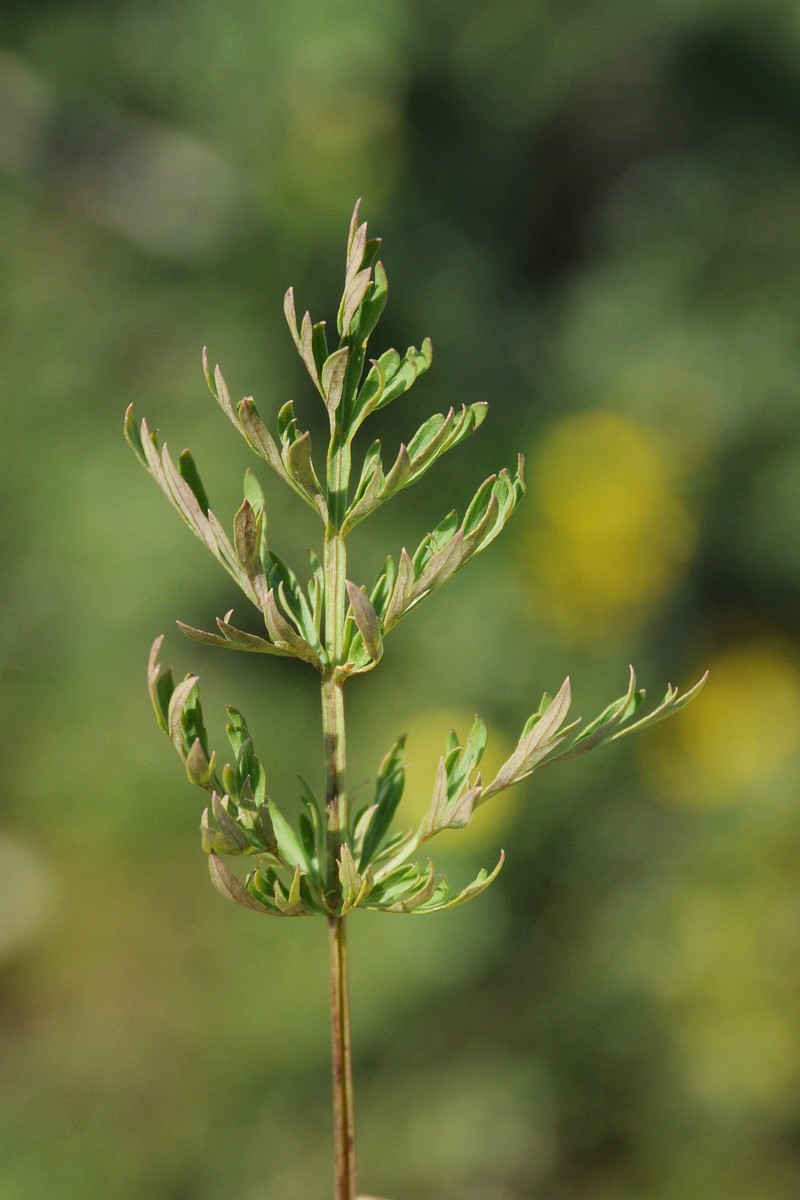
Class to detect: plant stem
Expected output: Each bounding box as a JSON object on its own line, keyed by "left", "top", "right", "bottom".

{"left": 322, "top": 670, "right": 347, "bottom": 891}
{"left": 328, "top": 914, "right": 356, "bottom": 1200}
{"left": 323, "top": 429, "right": 356, "bottom": 1200}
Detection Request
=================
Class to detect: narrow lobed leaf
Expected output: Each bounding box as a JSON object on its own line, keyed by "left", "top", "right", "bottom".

{"left": 147, "top": 635, "right": 174, "bottom": 734}
{"left": 178, "top": 449, "right": 211, "bottom": 516}
{"left": 345, "top": 581, "right": 383, "bottom": 663}
{"left": 208, "top": 852, "right": 274, "bottom": 913}
{"left": 359, "top": 736, "right": 406, "bottom": 869}
{"left": 321, "top": 347, "right": 350, "bottom": 413}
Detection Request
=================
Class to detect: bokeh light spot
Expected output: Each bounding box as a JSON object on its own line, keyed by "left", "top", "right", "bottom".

{"left": 651, "top": 641, "right": 800, "bottom": 804}
{"left": 524, "top": 411, "right": 695, "bottom": 641}
{"left": 0, "top": 836, "right": 55, "bottom": 961}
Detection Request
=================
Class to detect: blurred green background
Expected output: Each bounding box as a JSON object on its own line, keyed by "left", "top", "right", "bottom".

{"left": 3, "top": 2, "right": 800, "bottom": 1198}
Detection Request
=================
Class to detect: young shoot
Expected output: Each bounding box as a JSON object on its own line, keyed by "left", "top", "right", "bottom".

{"left": 125, "top": 203, "right": 705, "bottom": 1200}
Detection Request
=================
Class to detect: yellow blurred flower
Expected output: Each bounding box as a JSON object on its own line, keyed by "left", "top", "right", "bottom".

{"left": 524, "top": 411, "right": 695, "bottom": 641}
{"left": 650, "top": 640, "right": 800, "bottom": 805}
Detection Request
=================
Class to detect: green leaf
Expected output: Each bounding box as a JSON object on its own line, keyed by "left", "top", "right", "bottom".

{"left": 359, "top": 736, "right": 406, "bottom": 869}
{"left": 351, "top": 339, "right": 433, "bottom": 430}
{"left": 298, "top": 813, "right": 317, "bottom": 872}
{"left": 338, "top": 845, "right": 374, "bottom": 914}
{"left": 463, "top": 474, "right": 498, "bottom": 537}
{"left": 235, "top": 739, "right": 265, "bottom": 809}
{"left": 382, "top": 457, "right": 526, "bottom": 633}
{"left": 147, "top": 636, "right": 174, "bottom": 734}
{"left": 351, "top": 441, "right": 382, "bottom": 503}
{"left": 306, "top": 551, "right": 324, "bottom": 639}
{"left": 368, "top": 827, "right": 419, "bottom": 879}
{"left": 405, "top": 404, "right": 487, "bottom": 485}
{"left": 367, "top": 860, "right": 438, "bottom": 912}
{"left": 268, "top": 796, "right": 312, "bottom": 874}
{"left": 341, "top": 443, "right": 412, "bottom": 533}
{"left": 374, "top": 339, "right": 432, "bottom": 411}
{"left": 311, "top": 321, "right": 329, "bottom": 380}
{"left": 417, "top": 715, "right": 488, "bottom": 836}
{"left": 167, "top": 674, "right": 200, "bottom": 755}
{"left": 369, "top": 556, "right": 396, "bottom": 622}
{"left": 366, "top": 863, "right": 420, "bottom": 906}
{"left": 276, "top": 405, "right": 294, "bottom": 451}
{"left": 298, "top": 776, "right": 323, "bottom": 854}
{"left": 411, "top": 852, "right": 505, "bottom": 914}
{"left": 355, "top": 351, "right": 393, "bottom": 417}
{"left": 222, "top": 710, "right": 265, "bottom": 808}
{"left": 351, "top": 261, "right": 388, "bottom": 343}
{"left": 412, "top": 511, "right": 458, "bottom": 573}
{"left": 418, "top": 725, "right": 484, "bottom": 839}
{"left": 224, "top": 706, "right": 250, "bottom": 760}
{"left": 178, "top": 449, "right": 211, "bottom": 516}
{"left": 605, "top": 672, "right": 708, "bottom": 744}
{"left": 272, "top": 863, "right": 306, "bottom": 915}
{"left": 245, "top": 867, "right": 283, "bottom": 913}
{"left": 264, "top": 553, "right": 319, "bottom": 644}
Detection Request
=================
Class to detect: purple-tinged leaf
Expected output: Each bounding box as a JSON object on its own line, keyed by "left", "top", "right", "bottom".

{"left": 200, "top": 808, "right": 242, "bottom": 855}
{"left": 383, "top": 548, "right": 415, "bottom": 631}
{"left": 147, "top": 635, "right": 174, "bottom": 734}
{"left": 283, "top": 432, "right": 327, "bottom": 519}
{"left": 237, "top": 398, "right": 285, "bottom": 477}
{"left": 339, "top": 266, "right": 373, "bottom": 338}
{"left": 482, "top": 678, "right": 574, "bottom": 798}
{"left": 166, "top": 674, "right": 199, "bottom": 755}
{"left": 123, "top": 404, "right": 148, "bottom": 467}
{"left": 411, "top": 852, "right": 505, "bottom": 914}
{"left": 185, "top": 737, "right": 215, "bottom": 788}
{"left": 207, "top": 852, "right": 274, "bottom": 912}
{"left": 321, "top": 347, "right": 349, "bottom": 412}
{"left": 345, "top": 580, "right": 383, "bottom": 663}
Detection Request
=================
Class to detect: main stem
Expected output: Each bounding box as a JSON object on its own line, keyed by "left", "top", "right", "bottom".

{"left": 323, "top": 433, "right": 356, "bottom": 1200}
{"left": 327, "top": 912, "right": 355, "bottom": 1200}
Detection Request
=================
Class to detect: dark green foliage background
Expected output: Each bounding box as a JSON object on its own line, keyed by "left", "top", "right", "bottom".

{"left": 2, "top": 3, "right": 800, "bottom": 1198}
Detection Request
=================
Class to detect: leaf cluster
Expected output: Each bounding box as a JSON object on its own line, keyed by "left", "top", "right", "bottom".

{"left": 150, "top": 631, "right": 705, "bottom": 917}
{"left": 127, "top": 203, "right": 705, "bottom": 919}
